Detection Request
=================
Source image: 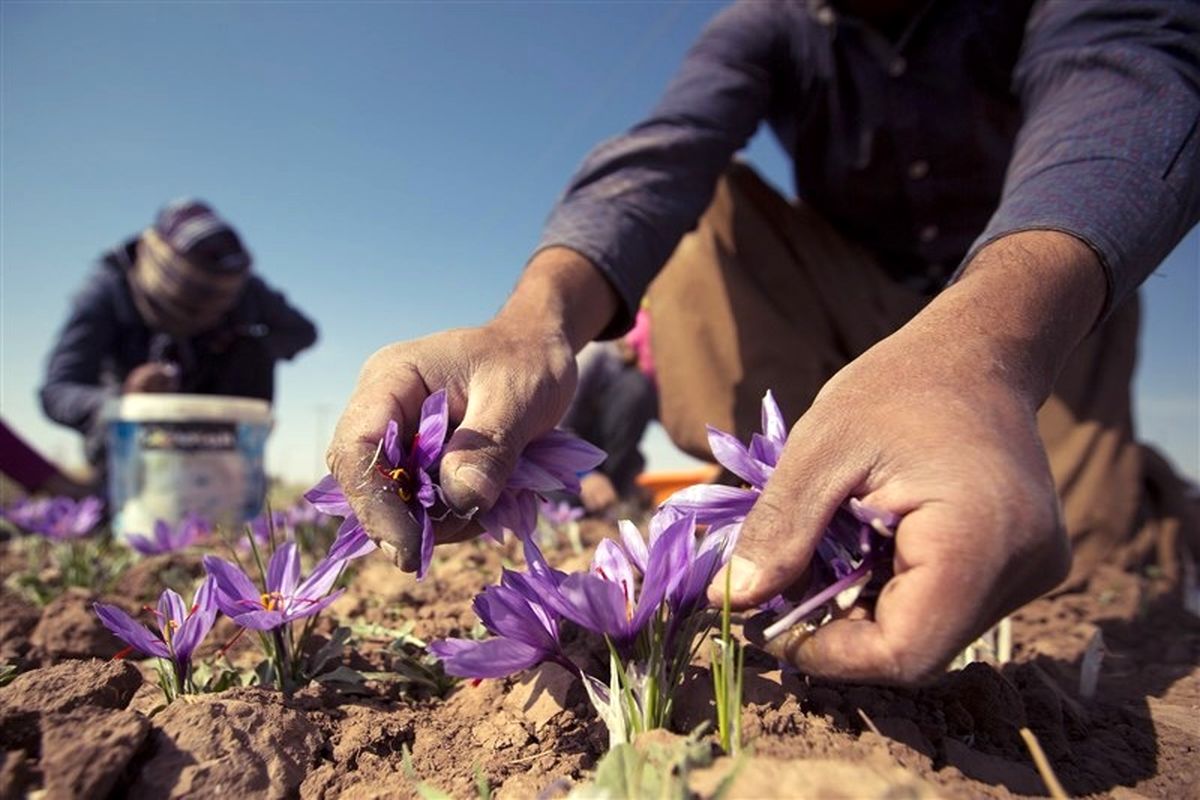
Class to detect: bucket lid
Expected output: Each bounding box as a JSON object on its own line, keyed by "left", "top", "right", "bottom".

{"left": 103, "top": 393, "right": 273, "bottom": 424}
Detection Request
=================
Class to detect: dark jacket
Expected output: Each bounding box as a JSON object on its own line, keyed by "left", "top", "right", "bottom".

{"left": 40, "top": 239, "right": 318, "bottom": 455}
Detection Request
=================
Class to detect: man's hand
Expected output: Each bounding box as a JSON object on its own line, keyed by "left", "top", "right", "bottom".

{"left": 122, "top": 362, "right": 179, "bottom": 394}
{"left": 325, "top": 248, "right": 618, "bottom": 570}
{"left": 716, "top": 230, "right": 1107, "bottom": 684}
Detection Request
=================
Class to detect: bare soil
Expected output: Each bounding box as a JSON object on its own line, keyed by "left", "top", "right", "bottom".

{"left": 1, "top": 518, "right": 1197, "bottom": 799}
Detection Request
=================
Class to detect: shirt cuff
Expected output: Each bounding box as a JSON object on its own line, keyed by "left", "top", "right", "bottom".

{"left": 536, "top": 203, "right": 660, "bottom": 339}
{"left": 959, "top": 156, "right": 1189, "bottom": 321}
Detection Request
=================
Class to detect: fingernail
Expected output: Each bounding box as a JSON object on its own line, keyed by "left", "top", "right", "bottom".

{"left": 726, "top": 555, "right": 758, "bottom": 596}
{"left": 378, "top": 540, "right": 400, "bottom": 565}
{"left": 453, "top": 463, "right": 495, "bottom": 501}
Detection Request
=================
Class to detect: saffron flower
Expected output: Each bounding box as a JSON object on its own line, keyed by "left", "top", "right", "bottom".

{"left": 660, "top": 390, "right": 788, "bottom": 527}
{"left": 3, "top": 496, "right": 104, "bottom": 540}
{"left": 479, "top": 430, "right": 605, "bottom": 542}
{"left": 429, "top": 569, "right": 571, "bottom": 678}
{"left": 203, "top": 540, "right": 351, "bottom": 631}
{"left": 431, "top": 512, "right": 738, "bottom": 743}
{"left": 305, "top": 388, "right": 605, "bottom": 577}
{"left": 545, "top": 514, "right": 694, "bottom": 647}
{"left": 306, "top": 389, "right": 450, "bottom": 578}
{"left": 94, "top": 576, "right": 218, "bottom": 695}
{"left": 656, "top": 390, "right": 900, "bottom": 639}
{"left": 127, "top": 514, "right": 209, "bottom": 555}
{"left": 539, "top": 498, "right": 584, "bottom": 529}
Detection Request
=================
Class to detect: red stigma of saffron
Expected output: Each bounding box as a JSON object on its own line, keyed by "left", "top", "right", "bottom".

{"left": 596, "top": 566, "right": 609, "bottom": 581}
{"left": 216, "top": 626, "right": 249, "bottom": 658}
{"left": 113, "top": 645, "right": 136, "bottom": 661}
{"left": 470, "top": 678, "right": 483, "bottom": 687}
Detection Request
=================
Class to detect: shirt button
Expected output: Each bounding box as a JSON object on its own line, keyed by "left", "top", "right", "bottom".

{"left": 919, "top": 224, "right": 939, "bottom": 243}
{"left": 907, "top": 160, "right": 930, "bottom": 180}
{"left": 888, "top": 57, "right": 907, "bottom": 77}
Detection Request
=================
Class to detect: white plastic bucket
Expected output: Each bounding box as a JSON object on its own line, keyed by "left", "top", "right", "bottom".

{"left": 104, "top": 393, "right": 273, "bottom": 541}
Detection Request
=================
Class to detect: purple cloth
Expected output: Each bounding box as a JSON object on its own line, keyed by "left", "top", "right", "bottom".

{"left": 538, "top": 0, "right": 1200, "bottom": 334}
{"left": 0, "top": 419, "right": 58, "bottom": 491}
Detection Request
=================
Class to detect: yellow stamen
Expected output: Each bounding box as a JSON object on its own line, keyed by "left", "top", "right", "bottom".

{"left": 260, "top": 592, "right": 283, "bottom": 611}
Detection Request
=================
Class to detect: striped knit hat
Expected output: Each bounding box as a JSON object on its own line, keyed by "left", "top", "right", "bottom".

{"left": 128, "top": 200, "right": 252, "bottom": 335}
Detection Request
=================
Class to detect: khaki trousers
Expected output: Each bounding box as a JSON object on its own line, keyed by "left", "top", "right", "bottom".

{"left": 647, "top": 163, "right": 1198, "bottom": 587}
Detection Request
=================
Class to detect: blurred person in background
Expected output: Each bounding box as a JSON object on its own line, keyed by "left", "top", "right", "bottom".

{"left": 561, "top": 306, "right": 657, "bottom": 515}
{"left": 40, "top": 199, "right": 318, "bottom": 466}
{"left": 326, "top": 1, "right": 1199, "bottom": 684}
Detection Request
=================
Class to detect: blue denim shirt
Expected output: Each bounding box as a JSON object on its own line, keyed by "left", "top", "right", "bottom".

{"left": 539, "top": 0, "right": 1200, "bottom": 334}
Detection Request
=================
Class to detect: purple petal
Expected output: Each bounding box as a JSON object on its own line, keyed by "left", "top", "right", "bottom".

{"left": 748, "top": 434, "right": 782, "bottom": 472}
{"left": 417, "top": 510, "right": 434, "bottom": 580}
{"left": 304, "top": 474, "right": 352, "bottom": 517}
{"left": 847, "top": 497, "right": 900, "bottom": 531}
{"left": 554, "top": 572, "right": 633, "bottom": 639}
{"left": 661, "top": 484, "right": 757, "bottom": 527}
{"left": 500, "top": 571, "right": 560, "bottom": 641}
{"left": 192, "top": 573, "right": 218, "bottom": 612}
{"left": 521, "top": 536, "right": 568, "bottom": 591}
{"left": 127, "top": 534, "right": 160, "bottom": 556}
{"left": 592, "top": 539, "right": 636, "bottom": 609}
{"left": 630, "top": 513, "right": 694, "bottom": 633}
{"left": 384, "top": 418, "right": 403, "bottom": 466}
{"left": 94, "top": 603, "right": 170, "bottom": 659}
{"left": 414, "top": 389, "right": 449, "bottom": 470}
{"left": 293, "top": 553, "right": 346, "bottom": 603}
{"left": 706, "top": 425, "right": 770, "bottom": 488}
{"left": 760, "top": 390, "right": 788, "bottom": 449}
{"left": 203, "top": 555, "right": 262, "bottom": 605}
{"left": 327, "top": 516, "right": 377, "bottom": 561}
{"left": 506, "top": 457, "right": 570, "bottom": 492}
{"left": 267, "top": 542, "right": 301, "bottom": 596}
{"left": 173, "top": 578, "right": 218, "bottom": 663}
{"left": 230, "top": 609, "right": 288, "bottom": 631}
{"left": 153, "top": 520, "right": 172, "bottom": 549}
{"left": 520, "top": 430, "right": 606, "bottom": 492}
{"left": 474, "top": 582, "right": 557, "bottom": 650}
{"left": 429, "top": 637, "right": 547, "bottom": 679}
{"left": 618, "top": 520, "right": 649, "bottom": 574}
{"left": 158, "top": 589, "right": 187, "bottom": 630}
{"left": 282, "top": 588, "right": 345, "bottom": 624}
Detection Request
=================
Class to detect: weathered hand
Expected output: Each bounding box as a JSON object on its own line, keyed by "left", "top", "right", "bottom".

{"left": 122, "top": 362, "right": 179, "bottom": 394}
{"left": 325, "top": 322, "right": 578, "bottom": 569}
{"left": 325, "top": 247, "right": 618, "bottom": 571}
{"left": 715, "top": 230, "right": 1106, "bottom": 684}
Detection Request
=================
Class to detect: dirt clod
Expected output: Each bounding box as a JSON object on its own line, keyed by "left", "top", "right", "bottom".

{"left": 40, "top": 707, "right": 149, "bottom": 799}
{"left": 127, "top": 688, "right": 324, "bottom": 799}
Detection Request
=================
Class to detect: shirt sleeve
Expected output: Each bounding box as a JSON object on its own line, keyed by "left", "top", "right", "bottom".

{"left": 536, "top": 0, "right": 788, "bottom": 336}
{"left": 964, "top": 0, "right": 1200, "bottom": 317}
{"left": 39, "top": 269, "right": 121, "bottom": 434}
{"left": 250, "top": 278, "right": 319, "bottom": 361}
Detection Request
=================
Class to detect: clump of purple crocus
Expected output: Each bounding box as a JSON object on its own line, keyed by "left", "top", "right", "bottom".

{"left": 539, "top": 498, "right": 584, "bottom": 530}
{"left": 2, "top": 496, "right": 104, "bottom": 540}
{"left": 202, "top": 524, "right": 373, "bottom": 693}
{"left": 659, "top": 390, "right": 898, "bottom": 638}
{"left": 94, "top": 577, "right": 218, "bottom": 701}
{"left": 127, "top": 514, "right": 210, "bottom": 555}
{"left": 431, "top": 511, "right": 737, "bottom": 742}
{"left": 204, "top": 539, "right": 350, "bottom": 631}
{"left": 306, "top": 388, "right": 604, "bottom": 579}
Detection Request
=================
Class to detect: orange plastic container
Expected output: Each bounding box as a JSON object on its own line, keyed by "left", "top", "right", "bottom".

{"left": 635, "top": 465, "right": 722, "bottom": 507}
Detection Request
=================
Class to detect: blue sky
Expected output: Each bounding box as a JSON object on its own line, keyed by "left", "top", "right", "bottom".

{"left": 2, "top": 0, "right": 1196, "bottom": 486}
